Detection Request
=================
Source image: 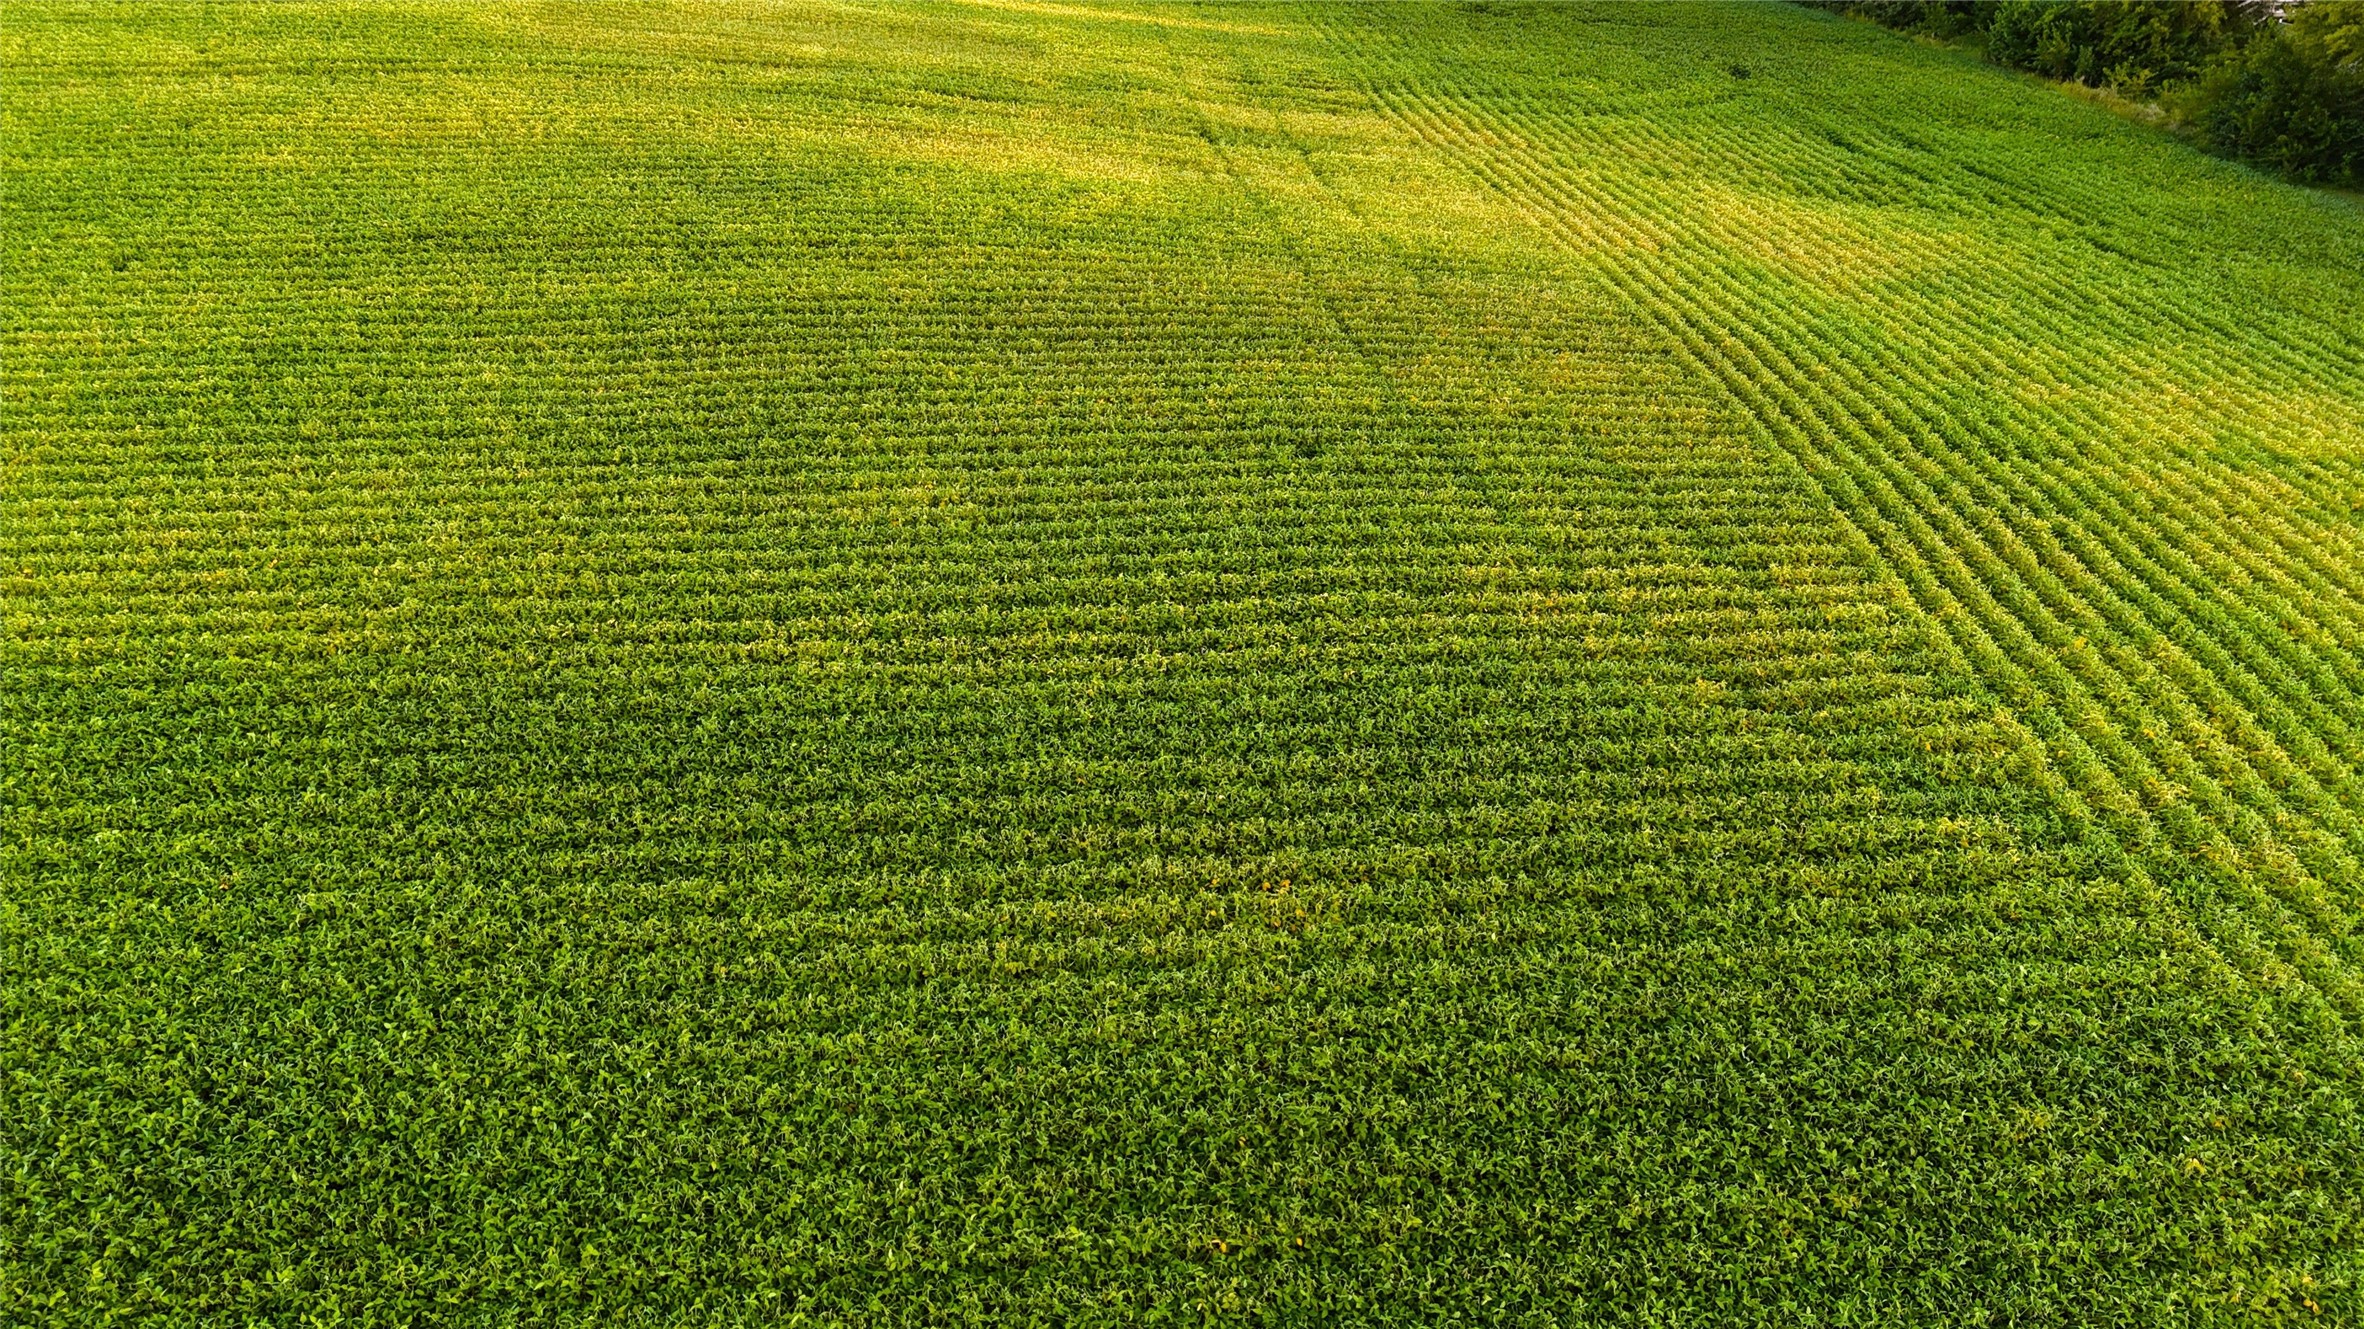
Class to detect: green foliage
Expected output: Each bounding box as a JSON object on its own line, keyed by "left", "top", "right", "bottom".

{"left": 5, "top": 1, "right": 2362, "bottom": 1324}
{"left": 1984, "top": 0, "right": 2256, "bottom": 95}
{"left": 1822, "top": 0, "right": 1989, "bottom": 37}
{"left": 2297, "top": 0, "right": 2364, "bottom": 65}
{"left": 1819, "top": 0, "right": 2364, "bottom": 182}
{"left": 1818, "top": 0, "right": 2267, "bottom": 89}
{"left": 2181, "top": 8, "right": 2364, "bottom": 181}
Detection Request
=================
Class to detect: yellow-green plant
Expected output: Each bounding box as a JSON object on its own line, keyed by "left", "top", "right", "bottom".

{"left": 3, "top": 3, "right": 2358, "bottom": 1323}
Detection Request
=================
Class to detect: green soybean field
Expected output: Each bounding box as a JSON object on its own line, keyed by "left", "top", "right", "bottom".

{"left": 5, "top": 1, "right": 2362, "bottom": 1323}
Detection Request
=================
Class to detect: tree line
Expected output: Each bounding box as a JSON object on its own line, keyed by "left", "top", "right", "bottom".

{"left": 1815, "top": 1, "right": 2363, "bottom": 185}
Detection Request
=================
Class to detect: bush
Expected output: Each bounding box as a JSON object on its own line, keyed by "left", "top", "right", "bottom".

{"left": 1832, "top": 0, "right": 1988, "bottom": 38}
{"left": 1983, "top": 1, "right": 2256, "bottom": 97}
{"left": 2182, "top": 8, "right": 2364, "bottom": 182}
{"left": 2293, "top": 0, "right": 2364, "bottom": 66}
{"left": 1819, "top": 0, "right": 2363, "bottom": 184}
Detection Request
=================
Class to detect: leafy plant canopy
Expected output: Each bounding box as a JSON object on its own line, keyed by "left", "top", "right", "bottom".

{"left": 4, "top": 2, "right": 2360, "bottom": 1324}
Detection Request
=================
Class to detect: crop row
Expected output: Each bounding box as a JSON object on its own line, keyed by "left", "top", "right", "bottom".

{"left": 5, "top": 2, "right": 2359, "bottom": 1321}
{"left": 1317, "top": 4, "right": 2364, "bottom": 1040}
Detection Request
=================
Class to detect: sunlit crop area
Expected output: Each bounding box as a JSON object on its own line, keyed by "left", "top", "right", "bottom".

{"left": 5, "top": 2, "right": 2360, "bottom": 1323}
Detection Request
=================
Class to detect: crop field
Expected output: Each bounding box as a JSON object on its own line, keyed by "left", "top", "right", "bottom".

{"left": 5, "top": 1, "right": 2362, "bottom": 1324}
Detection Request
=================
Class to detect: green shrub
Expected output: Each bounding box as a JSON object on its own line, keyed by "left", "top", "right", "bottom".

{"left": 1818, "top": 0, "right": 2364, "bottom": 183}
{"left": 2294, "top": 0, "right": 2364, "bottom": 64}
{"left": 1830, "top": 0, "right": 1989, "bottom": 38}
{"left": 1982, "top": 1, "right": 2255, "bottom": 96}
{"left": 2182, "top": 6, "right": 2364, "bottom": 182}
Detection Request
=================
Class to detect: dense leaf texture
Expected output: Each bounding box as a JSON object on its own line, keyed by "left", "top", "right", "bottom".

{"left": 1822, "top": 0, "right": 2364, "bottom": 184}
{"left": 2188, "top": 1, "right": 2364, "bottom": 182}
{"left": 4, "top": 3, "right": 2360, "bottom": 1324}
